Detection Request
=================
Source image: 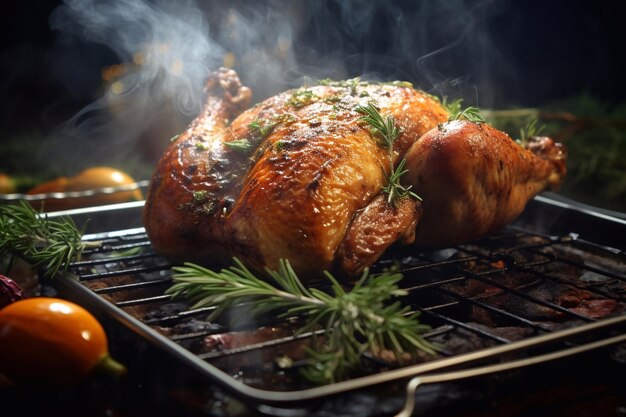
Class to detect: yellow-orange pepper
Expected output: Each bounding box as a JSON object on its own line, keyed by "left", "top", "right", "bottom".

{"left": 26, "top": 166, "right": 143, "bottom": 211}
{"left": 0, "top": 297, "right": 126, "bottom": 384}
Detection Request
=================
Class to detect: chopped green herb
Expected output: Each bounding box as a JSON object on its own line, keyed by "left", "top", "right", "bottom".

{"left": 192, "top": 190, "right": 208, "bottom": 202}
{"left": 224, "top": 139, "right": 254, "bottom": 153}
{"left": 274, "top": 113, "right": 297, "bottom": 125}
{"left": 249, "top": 119, "right": 277, "bottom": 137}
{"left": 289, "top": 89, "right": 317, "bottom": 108}
{"left": 274, "top": 140, "right": 287, "bottom": 151}
{"left": 324, "top": 95, "right": 342, "bottom": 104}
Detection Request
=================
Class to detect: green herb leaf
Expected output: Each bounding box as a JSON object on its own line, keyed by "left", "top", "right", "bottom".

{"left": 289, "top": 89, "right": 318, "bottom": 108}
{"left": 442, "top": 97, "right": 463, "bottom": 116}
{"left": 248, "top": 119, "right": 277, "bottom": 137}
{"left": 444, "top": 97, "right": 486, "bottom": 123}
{"left": 167, "top": 258, "right": 435, "bottom": 383}
{"left": 0, "top": 201, "right": 100, "bottom": 277}
{"left": 382, "top": 159, "right": 422, "bottom": 205}
{"left": 518, "top": 119, "right": 545, "bottom": 145}
{"left": 453, "top": 106, "right": 486, "bottom": 123}
{"left": 355, "top": 101, "right": 400, "bottom": 150}
{"left": 224, "top": 139, "right": 254, "bottom": 153}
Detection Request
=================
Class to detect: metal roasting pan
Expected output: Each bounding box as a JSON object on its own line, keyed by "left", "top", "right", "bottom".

{"left": 44, "top": 193, "right": 626, "bottom": 416}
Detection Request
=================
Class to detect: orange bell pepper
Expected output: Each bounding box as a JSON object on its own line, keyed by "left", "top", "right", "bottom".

{"left": 0, "top": 297, "right": 126, "bottom": 384}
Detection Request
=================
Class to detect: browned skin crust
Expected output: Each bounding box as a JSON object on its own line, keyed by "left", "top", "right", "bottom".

{"left": 142, "top": 68, "right": 254, "bottom": 265}
{"left": 337, "top": 194, "right": 422, "bottom": 276}
{"left": 404, "top": 120, "right": 566, "bottom": 246}
{"left": 143, "top": 69, "right": 566, "bottom": 279}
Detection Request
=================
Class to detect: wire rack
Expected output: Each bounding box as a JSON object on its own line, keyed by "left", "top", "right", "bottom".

{"left": 50, "top": 196, "right": 626, "bottom": 415}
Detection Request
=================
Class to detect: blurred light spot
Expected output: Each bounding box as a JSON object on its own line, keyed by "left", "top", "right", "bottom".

{"left": 276, "top": 39, "right": 291, "bottom": 60}
{"left": 111, "top": 81, "right": 124, "bottom": 95}
{"left": 223, "top": 52, "right": 236, "bottom": 68}
{"left": 171, "top": 58, "right": 183, "bottom": 75}
{"left": 111, "top": 171, "right": 125, "bottom": 183}
{"left": 133, "top": 52, "right": 145, "bottom": 65}
{"left": 101, "top": 64, "right": 127, "bottom": 81}
{"left": 49, "top": 302, "right": 72, "bottom": 315}
{"left": 81, "top": 330, "right": 91, "bottom": 341}
{"left": 156, "top": 43, "right": 170, "bottom": 54}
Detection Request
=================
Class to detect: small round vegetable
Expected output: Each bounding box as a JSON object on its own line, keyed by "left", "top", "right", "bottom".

{"left": 0, "top": 173, "right": 16, "bottom": 194}
{"left": 66, "top": 166, "right": 143, "bottom": 207}
{"left": 26, "top": 166, "right": 143, "bottom": 211}
{"left": 0, "top": 297, "right": 126, "bottom": 384}
{"left": 26, "top": 176, "right": 70, "bottom": 195}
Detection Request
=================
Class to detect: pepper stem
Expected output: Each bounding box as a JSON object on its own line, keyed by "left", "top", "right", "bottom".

{"left": 94, "top": 353, "right": 127, "bottom": 378}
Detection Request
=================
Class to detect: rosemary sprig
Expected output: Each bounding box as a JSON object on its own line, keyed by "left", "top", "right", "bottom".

{"left": 167, "top": 258, "right": 434, "bottom": 383}
{"left": 0, "top": 201, "right": 99, "bottom": 277}
{"left": 355, "top": 101, "right": 400, "bottom": 150}
{"left": 450, "top": 106, "right": 486, "bottom": 123}
{"left": 355, "top": 102, "right": 421, "bottom": 205}
{"left": 382, "top": 159, "right": 421, "bottom": 206}
{"left": 442, "top": 97, "right": 463, "bottom": 117}
{"left": 518, "top": 119, "right": 545, "bottom": 145}
{"left": 443, "top": 97, "right": 486, "bottom": 123}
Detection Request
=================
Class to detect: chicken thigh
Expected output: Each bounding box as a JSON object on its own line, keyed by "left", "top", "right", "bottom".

{"left": 143, "top": 68, "right": 566, "bottom": 279}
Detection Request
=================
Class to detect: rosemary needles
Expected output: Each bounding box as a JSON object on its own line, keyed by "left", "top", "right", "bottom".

{"left": 167, "top": 258, "right": 435, "bottom": 383}
{"left": 443, "top": 97, "right": 486, "bottom": 123}
{"left": 0, "top": 201, "right": 98, "bottom": 277}
{"left": 356, "top": 101, "right": 420, "bottom": 206}
{"left": 355, "top": 101, "right": 399, "bottom": 150}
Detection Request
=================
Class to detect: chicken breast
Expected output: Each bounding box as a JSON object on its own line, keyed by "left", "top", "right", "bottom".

{"left": 142, "top": 68, "right": 566, "bottom": 279}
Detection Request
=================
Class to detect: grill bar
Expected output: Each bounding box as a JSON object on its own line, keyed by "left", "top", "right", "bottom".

{"left": 53, "top": 195, "right": 626, "bottom": 409}
{"left": 433, "top": 287, "right": 553, "bottom": 331}
{"left": 418, "top": 308, "right": 515, "bottom": 344}
{"left": 92, "top": 278, "right": 172, "bottom": 295}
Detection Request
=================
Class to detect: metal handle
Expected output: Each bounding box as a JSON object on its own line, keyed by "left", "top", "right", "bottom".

{"left": 395, "top": 333, "right": 626, "bottom": 417}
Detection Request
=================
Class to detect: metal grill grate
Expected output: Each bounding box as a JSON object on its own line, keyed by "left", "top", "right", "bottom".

{"left": 51, "top": 197, "right": 626, "bottom": 412}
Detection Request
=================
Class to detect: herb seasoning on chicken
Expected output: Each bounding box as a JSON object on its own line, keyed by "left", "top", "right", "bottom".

{"left": 143, "top": 68, "right": 566, "bottom": 279}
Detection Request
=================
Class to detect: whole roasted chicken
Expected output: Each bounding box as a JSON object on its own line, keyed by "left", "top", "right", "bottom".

{"left": 143, "top": 68, "right": 566, "bottom": 279}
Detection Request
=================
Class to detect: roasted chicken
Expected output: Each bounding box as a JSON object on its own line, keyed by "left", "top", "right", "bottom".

{"left": 143, "top": 68, "right": 566, "bottom": 279}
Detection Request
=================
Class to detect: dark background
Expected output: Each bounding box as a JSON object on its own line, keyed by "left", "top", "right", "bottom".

{"left": 1, "top": 0, "right": 624, "bottom": 137}
{"left": 0, "top": 0, "right": 625, "bottom": 205}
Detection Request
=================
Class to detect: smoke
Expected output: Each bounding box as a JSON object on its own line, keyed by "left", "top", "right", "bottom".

{"left": 40, "top": 0, "right": 516, "bottom": 176}
{"left": 50, "top": 0, "right": 222, "bottom": 114}
{"left": 42, "top": 0, "right": 308, "bottom": 173}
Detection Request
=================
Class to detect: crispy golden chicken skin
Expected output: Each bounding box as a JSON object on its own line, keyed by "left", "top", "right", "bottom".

{"left": 143, "top": 68, "right": 566, "bottom": 279}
